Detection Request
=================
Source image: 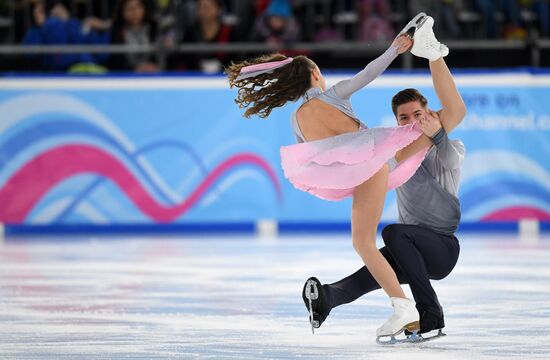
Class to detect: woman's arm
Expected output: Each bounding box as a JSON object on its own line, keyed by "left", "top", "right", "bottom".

{"left": 333, "top": 36, "right": 411, "bottom": 100}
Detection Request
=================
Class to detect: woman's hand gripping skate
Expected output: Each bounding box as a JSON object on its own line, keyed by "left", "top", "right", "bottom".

{"left": 392, "top": 34, "right": 413, "bottom": 55}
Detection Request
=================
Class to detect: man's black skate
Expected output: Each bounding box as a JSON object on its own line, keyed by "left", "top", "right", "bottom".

{"left": 405, "top": 310, "right": 445, "bottom": 335}
{"left": 302, "top": 277, "right": 330, "bottom": 334}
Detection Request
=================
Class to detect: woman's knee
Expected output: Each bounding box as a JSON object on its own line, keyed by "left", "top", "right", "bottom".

{"left": 352, "top": 235, "right": 377, "bottom": 255}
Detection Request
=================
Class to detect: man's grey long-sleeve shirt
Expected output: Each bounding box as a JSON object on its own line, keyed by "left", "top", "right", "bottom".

{"left": 396, "top": 129, "right": 465, "bottom": 235}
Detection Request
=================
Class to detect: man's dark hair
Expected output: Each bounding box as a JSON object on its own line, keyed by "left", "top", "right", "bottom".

{"left": 391, "top": 88, "right": 428, "bottom": 116}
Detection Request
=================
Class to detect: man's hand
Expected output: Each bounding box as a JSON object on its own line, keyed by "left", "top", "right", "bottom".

{"left": 418, "top": 109, "right": 442, "bottom": 138}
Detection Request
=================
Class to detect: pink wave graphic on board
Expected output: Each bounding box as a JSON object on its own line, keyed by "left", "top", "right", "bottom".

{"left": 482, "top": 206, "right": 550, "bottom": 221}
{"left": 0, "top": 144, "right": 282, "bottom": 223}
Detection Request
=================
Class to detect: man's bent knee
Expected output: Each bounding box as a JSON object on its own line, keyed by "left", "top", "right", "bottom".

{"left": 382, "top": 224, "right": 406, "bottom": 247}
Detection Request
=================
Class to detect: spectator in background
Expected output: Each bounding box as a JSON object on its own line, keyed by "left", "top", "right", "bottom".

{"left": 359, "top": 0, "right": 395, "bottom": 42}
{"left": 0, "top": 0, "right": 8, "bottom": 41}
{"left": 534, "top": 0, "right": 550, "bottom": 37}
{"left": 250, "top": 0, "right": 301, "bottom": 45}
{"left": 178, "top": 0, "right": 233, "bottom": 73}
{"left": 439, "top": 0, "right": 462, "bottom": 38}
{"left": 474, "top": 0, "right": 526, "bottom": 39}
{"left": 308, "top": 0, "right": 345, "bottom": 42}
{"left": 152, "top": 0, "right": 181, "bottom": 47}
{"left": 253, "top": 0, "right": 272, "bottom": 16}
{"left": 21, "top": 0, "right": 109, "bottom": 72}
{"left": 110, "top": 0, "right": 159, "bottom": 73}
{"left": 409, "top": 0, "right": 462, "bottom": 39}
{"left": 313, "top": 19, "right": 345, "bottom": 43}
{"left": 520, "top": 0, "right": 549, "bottom": 37}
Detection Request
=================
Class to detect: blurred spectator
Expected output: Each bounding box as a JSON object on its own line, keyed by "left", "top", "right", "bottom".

{"left": 474, "top": 0, "right": 527, "bottom": 39}
{"left": 21, "top": 0, "right": 109, "bottom": 72}
{"left": 409, "top": 0, "right": 462, "bottom": 38}
{"left": 521, "top": 0, "right": 550, "bottom": 37}
{"left": 110, "top": 0, "right": 159, "bottom": 73}
{"left": 250, "top": 0, "right": 301, "bottom": 45}
{"left": 359, "top": 0, "right": 395, "bottom": 41}
{"left": 254, "top": 0, "right": 272, "bottom": 16}
{"left": 178, "top": 0, "right": 233, "bottom": 73}
{"left": 0, "top": 0, "right": 8, "bottom": 43}
{"left": 152, "top": 0, "right": 181, "bottom": 46}
{"left": 313, "top": 21, "right": 345, "bottom": 43}
{"left": 218, "top": 0, "right": 256, "bottom": 41}
{"left": 440, "top": 0, "right": 462, "bottom": 38}
{"left": 534, "top": 0, "right": 550, "bottom": 37}
{"left": 307, "top": 0, "right": 345, "bottom": 42}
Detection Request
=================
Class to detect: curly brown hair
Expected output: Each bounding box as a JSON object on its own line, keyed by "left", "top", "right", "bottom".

{"left": 226, "top": 53, "right": 317, "bottom": 118}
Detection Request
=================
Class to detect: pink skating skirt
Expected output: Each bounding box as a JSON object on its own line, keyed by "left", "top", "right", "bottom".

{"left": 280, "top": 123, "right": 429, "bottom": 201}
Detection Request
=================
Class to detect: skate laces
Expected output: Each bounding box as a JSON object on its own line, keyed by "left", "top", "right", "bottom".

{"left": 421, "top": 27, "right": 442, "bottom": 51}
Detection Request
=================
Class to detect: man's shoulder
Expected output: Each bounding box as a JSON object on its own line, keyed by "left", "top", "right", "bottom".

{"left": 449, "top": 139, "right": 466, "bottom": 152}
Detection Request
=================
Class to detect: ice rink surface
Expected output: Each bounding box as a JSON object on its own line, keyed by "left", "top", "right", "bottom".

{"left": 0, "top": 232, "right": 549, "bottom": 359}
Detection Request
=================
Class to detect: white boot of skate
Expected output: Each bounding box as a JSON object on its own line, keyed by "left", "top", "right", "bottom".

{"left": 376, "top": 297, "right": 420, "bottom": 338}
{"left": 410, "top": 16, "right": 449, "bottom": 62}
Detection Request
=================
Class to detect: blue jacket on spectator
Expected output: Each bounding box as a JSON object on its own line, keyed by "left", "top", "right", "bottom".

{"left": 22, "top": 16, "right": 109, "bottom": 71}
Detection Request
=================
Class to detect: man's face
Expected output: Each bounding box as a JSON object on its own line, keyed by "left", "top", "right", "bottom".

{"left": 396, "top": 101, "right": 427, "bottom": 126}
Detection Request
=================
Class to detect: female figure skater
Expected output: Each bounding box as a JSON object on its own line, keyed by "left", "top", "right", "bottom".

{"left": 226, "top": 14, "right": 449, "bottom": 339}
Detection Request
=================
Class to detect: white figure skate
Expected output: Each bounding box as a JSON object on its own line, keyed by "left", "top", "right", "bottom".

{"left": 376, "top": 297, "right": 420, "bottom": 343}
{"left": 410, "top": 15, "right": 449, "bottom": 62}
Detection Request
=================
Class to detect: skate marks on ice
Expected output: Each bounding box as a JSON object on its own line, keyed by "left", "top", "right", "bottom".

{"left": 0, "top": 234, "right": 549, "bottom": 359}
{"left": 433, "top": 236, "right": 550, "bottom": 359}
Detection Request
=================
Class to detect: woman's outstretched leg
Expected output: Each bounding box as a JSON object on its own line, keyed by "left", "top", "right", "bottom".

{"left": 352, "top": 164, "right": 419, "bottom": 337}
{"left": 352, "top": 164, "right": 402, "bottom": 296}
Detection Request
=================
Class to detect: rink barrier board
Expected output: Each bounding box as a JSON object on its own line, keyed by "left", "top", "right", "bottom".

{"left": 3, "top": 221, "right": 549, "bottom": 237}
{"left": 1, "top": 71, "right": 550, "bottom": 232}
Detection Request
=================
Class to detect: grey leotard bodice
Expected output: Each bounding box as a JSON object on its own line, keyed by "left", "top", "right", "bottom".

{"left": 291, "top": 45, "right": 398, "bottom": 143}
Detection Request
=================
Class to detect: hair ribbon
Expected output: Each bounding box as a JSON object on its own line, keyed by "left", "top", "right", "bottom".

{"left": 235, "top": 57, "right": 293, "bottom": 81}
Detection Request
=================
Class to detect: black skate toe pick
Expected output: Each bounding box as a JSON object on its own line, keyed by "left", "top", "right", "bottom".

{"left": 302, "top": 277, "right": 330, "bottom": 332}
